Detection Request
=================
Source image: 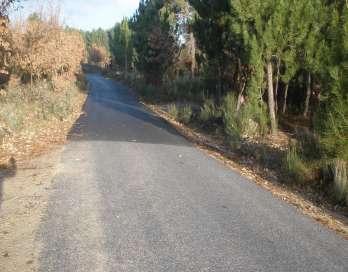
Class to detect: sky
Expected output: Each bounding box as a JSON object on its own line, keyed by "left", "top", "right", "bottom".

{"left": 10, "top": 0, "right": 140, "bottom": 30}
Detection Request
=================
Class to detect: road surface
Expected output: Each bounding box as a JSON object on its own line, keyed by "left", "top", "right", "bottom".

{"left": 38, "top": 73, "right": 348, "bottom": 272}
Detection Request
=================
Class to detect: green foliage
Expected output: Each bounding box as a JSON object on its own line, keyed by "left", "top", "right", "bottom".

{"left": 283, "top": 144, "right": 311, "bottom": 184}
{"left": 222, "top": 93, "right": 241, "bottom": 141}
{"left": 131, "top": 0, "right": 178, "bottom": 85}
{"left": 316, "top": 6, "right": 348, "bottom": 163}
{"left": 243, "top": 92, "right": 269, "bottom": 137}
{"left": 222, "top": 92, "right": 269, "bottom": 141}
{"left": 108, "top": 18, "right": 133, "bottom": 75}
{"left": 167, "top": 103, "right": 193, "bottom": 124}
{"left": 178, "top": 104, "right": 192, "bottom": 124}
{"left": 83, "top": 28, "right": 109, "bottom": 51}
{"left": 138, "top": 83, "right": 159, "bottom": 101}
{"left": 167, "top": 103, "right": 179, "bottom": 119}
{"left": 105, "top": 0, "right": 348, "bottom": 202}
{"left": 319, "top": 94, "right": 348, "bottom": 161}
{"left": 329, "top": 159, "right": 348, "bottom": 205}
{"left": 199, "top": 99, "right": 220, "bottom": 123}
{"left": 165, "top": 76, "right": 205, "bottom": 102}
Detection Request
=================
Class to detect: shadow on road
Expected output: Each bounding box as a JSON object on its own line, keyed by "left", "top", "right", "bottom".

{"left": 0, "top": 158, "right": 17, "bottom": 210}
{"left": 67, "top": 74, "right": 189, "bottom": 146}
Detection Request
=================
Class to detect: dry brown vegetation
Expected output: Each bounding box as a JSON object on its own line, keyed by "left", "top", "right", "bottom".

{"left": 11, "top": 14, "right": 86, "bottom": 88}
{"left": 88, "top": 43, "right": 110, "bottom": 68}
{"left": 0, "top": 9, "right": 87, "bottom": 164}
{"left": 0, "top": 16, "right": 11, "bottom": 85}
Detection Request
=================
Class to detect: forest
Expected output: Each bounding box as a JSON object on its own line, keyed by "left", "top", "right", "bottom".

{"left": 86, "top": 0, "right": 347, "bottom": 206}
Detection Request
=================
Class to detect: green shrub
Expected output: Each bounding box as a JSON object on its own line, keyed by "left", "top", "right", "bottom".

{"left": 139, "top": 84, "right": 159, "bottom": 101}
{"left": 222, "top": 92, "right": 269, "bottom": 142}
{"left": 283, "top": 144, "right": 311, "bottom": 183}
{"left": 295, "top": 130, "right": 322, "bottom": 160}
{"left": 167, "top": 103, "right": 178, "bottom": 119}
{"left": 222, "top": 93, "right": 241, "bottom": 141}
{"left": 318, "top": 95, "right": 348, "bottom": 162}
{"left": 165, "top": 76, "right": 205, "bottom": 102}
{"left": 330, "top": 159, "right": 348, "bottom": 205}
{"left": 199, "top": 99, "right": 221, "bottom": 123}
{"left": 178, "top": 105, "right": 193, "bottom": 124}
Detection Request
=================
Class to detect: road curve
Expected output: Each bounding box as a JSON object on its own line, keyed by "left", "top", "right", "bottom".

{"left": 38, "top": 73, "right": 348, "bottom": 272}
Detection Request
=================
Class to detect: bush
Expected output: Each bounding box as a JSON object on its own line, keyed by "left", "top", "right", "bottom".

{"left": 243, "top": 94, "right": 269, "bottom": 137}
{"left": 11, "top": 13, "right": 86, "bottom": 87}
{"left": 329, "top": 159, "right": 348, "bottom": 205}
{"left": 222, "top": 93, "right": 269, "bottom": 142}
{"left": 283, "top": 144, "right": 312, "bottom": 183}
{"left": 139, "top": 84, "right": 159, "bottom": 101}
{"left": 222, "top": 93, "right": 242, "bottom": 141}
{"left": 178, "top": 105, "right": 193, "bottom": 124}
{"left": 0, "top": 79, "right": 80, "bottom": 133}
{"left": 167, "top": 103, "right": 178, "bottom": 119}
{"left": 316, "top": 93, "right": 348, "bottom": 205}
{"left": 165, "top": 76, "right": 205, "bottom": 102}
{"left": 199, "top": 99, "right": 221, "bottom": 123}
{"left": 318, "top": 95, "right": 348, "bottom": 162}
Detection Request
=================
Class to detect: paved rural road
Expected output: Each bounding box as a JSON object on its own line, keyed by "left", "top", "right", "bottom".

{"left": 38, "top": 74, "right": 348, "bottom": 272}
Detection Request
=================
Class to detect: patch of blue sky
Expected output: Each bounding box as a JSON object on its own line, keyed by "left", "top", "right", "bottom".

{"left": 10, "top": 0, "right": 140, "bottom": 30}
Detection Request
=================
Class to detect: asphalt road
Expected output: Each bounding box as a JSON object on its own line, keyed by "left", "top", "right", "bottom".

{"left": 38, "top": 73, "right": 348, "bottom": 272}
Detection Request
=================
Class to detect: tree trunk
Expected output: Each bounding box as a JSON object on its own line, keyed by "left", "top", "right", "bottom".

{"left": 303, "top": 72, "right": 311, "bottom": 118}
{"left": 267, "top": 61, "right": 277, "bottom": 134}
{"left": 274, "top": 58, "right": 280, "bottom": 113}
{"left": 217, "top": 64, "right": 223, "bottom": 102}
{"left": 125, "top": 53, "right": 128, "bottom": 80}
{"left": 282, "top": 82, "right": 289, "bottom": 114}
{"left": 190, "top": 32, "right": 196, "bottom": 78}
{"left": 236, "top": 81, "right": 246, "bottom": 113}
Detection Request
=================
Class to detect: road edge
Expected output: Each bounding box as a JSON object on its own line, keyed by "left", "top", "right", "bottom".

{"left": 141, "top": 101, "right": 348, "bottom": 240}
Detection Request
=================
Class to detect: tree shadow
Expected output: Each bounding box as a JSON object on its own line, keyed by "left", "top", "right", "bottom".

{"left": 0, "top": 158, "right": 17, "bottom": 210}
{"left": 236, "top": 140, "right": 287, "bottom": 172}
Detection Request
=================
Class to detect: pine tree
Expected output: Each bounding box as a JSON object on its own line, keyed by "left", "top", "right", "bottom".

{"left": 131, "top": 0, "right": 178, "bottom": 85}
{"left": 297, "top": 0, "right": 328, "bottom": 118}
{"left": 318, "top": 1, "right": 348, "bottom": 161}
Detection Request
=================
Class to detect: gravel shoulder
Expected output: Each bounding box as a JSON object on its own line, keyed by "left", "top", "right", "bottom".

{"left": 0, "top": 149, "right": 62, "bottom": 272}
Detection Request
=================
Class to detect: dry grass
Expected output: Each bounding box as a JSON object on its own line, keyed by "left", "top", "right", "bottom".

{"left": 10, "top": 13, "right": 86, "bottom": 85}
{"left": 0, "top": 79, "right": 87, "bottom": 165}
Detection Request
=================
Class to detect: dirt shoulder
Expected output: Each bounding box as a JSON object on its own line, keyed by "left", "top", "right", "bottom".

{"left": 0, "top": 149, "right": 62, "bottom": 272}
{"left": 0, "top": 89, "right": 86, "bottom": 271}
{"left": 143, "top": 102, "right": 348, "bottom": 239}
